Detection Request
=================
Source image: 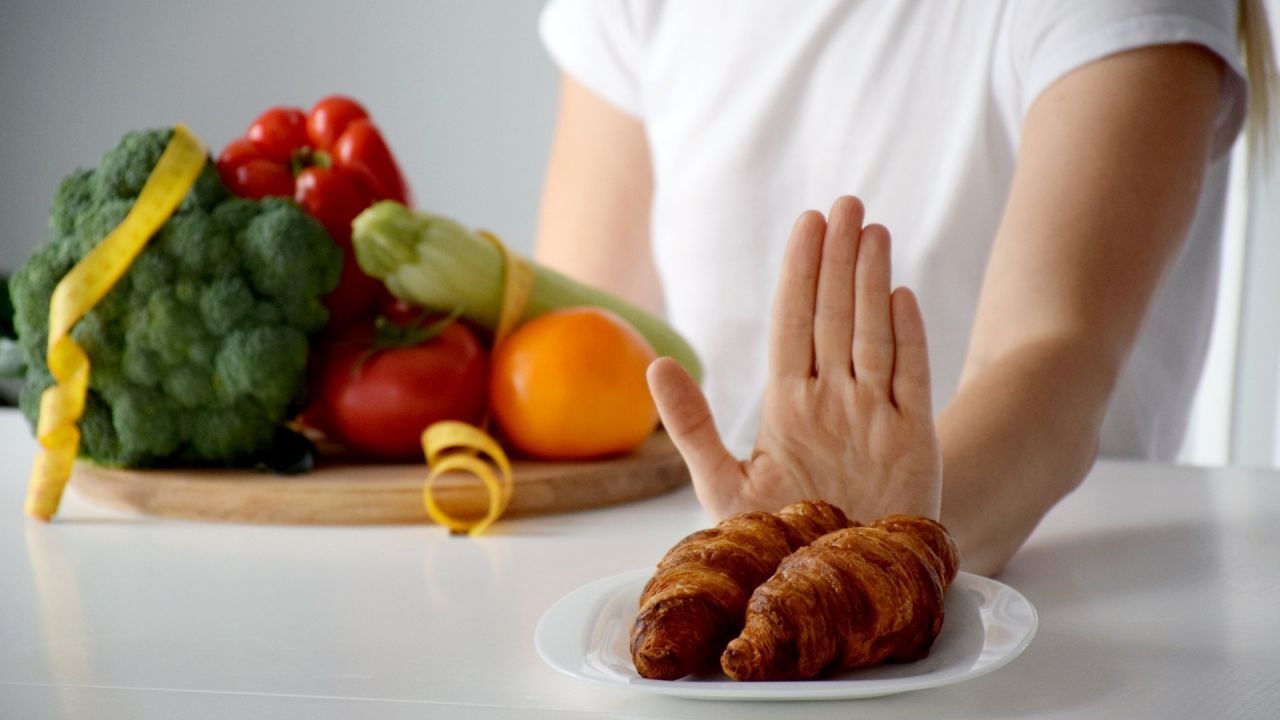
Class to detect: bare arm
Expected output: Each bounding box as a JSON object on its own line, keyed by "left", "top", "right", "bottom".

{"left": 940, "top": 44, "right": 1226, "bottom": 575}
{"left": 540, "top": 48, "right": 1226, "bottom": 577}
{"left": 534, "top": 75, "right": 663, "bottom": 314}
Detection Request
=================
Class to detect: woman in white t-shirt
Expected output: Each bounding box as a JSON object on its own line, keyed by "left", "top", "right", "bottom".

{"left": 535, "top": 0, "right": 1275, "bottom": 574}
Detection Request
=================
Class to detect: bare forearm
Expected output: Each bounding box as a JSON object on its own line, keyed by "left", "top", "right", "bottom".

{"left": 534, "top": 76, "right": 662, "bottom": 314}
{"left": 940, "top": 45, "right": 1225, "bottom": 577}
{"left": 937, "top": 337, "right": 1114, "bottom": 576}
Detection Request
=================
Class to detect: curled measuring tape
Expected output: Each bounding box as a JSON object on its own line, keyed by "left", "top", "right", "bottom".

{"left": 418, "top": 230, "right": 532, "bottom": 535}
{"left": 25, "top": 125, "right": 207, "bottom": 521}
{"left": 421, "top": 421, "right": 513, "bottom": 536}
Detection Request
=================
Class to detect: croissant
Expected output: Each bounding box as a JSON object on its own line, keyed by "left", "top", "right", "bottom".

{"left": 630, "top": 500, "right": 854, "bottom": 680}
{"left": 721, "top": 514, "right": 959, "bottom": 681}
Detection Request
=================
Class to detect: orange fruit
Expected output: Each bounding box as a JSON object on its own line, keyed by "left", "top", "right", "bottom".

{"left": 490, "top": 307, "right": 659, "bottom": 460}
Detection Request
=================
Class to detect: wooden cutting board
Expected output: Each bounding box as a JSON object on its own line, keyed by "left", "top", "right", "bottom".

{"left": 69, "top": 431, "right": 690, "bottom": 525}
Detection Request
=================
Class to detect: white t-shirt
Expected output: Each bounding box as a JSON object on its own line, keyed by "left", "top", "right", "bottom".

{"left": 540, "top": 0, "right": 1248, "bottom": 460}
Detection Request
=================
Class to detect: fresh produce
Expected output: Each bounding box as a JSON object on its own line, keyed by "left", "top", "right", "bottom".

{"left": 316, "top": 305, "right": 489, "bottom": 459}
{"left": 351, "top": 201, "right": 703, "bottom": 383}
{"left": 10, "top": 128, "right": 342, "bottom": 468}
{"left": 217, "top": 96, "right": 411, "bottom": 332}
{"left": 490, "top": 307, "right": 658, "bottom": 459}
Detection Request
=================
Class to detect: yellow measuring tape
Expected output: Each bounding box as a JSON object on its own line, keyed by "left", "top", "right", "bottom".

{"left": 418, "top": 230, "right": 533, "bottom": 535}
{"left": 25, "top": 125, "right": 207, "bottom": 521}
{"left": 480, "top": 230, "right": 536, "bottom": 344}
{"left": 421, "top": 421, "right": 513, "bottom": 535}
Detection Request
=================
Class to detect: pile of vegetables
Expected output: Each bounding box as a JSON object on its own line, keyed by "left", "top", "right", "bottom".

{"left": 345, "top": 201, "right": 703, "bottom": 460}
{"left": 12, "top": 94, "right": 702, "bottom": 484}
{"left": 216, "top": 96, "right": 409, "bottom": 332}
{"left": 351, "top": 202, "right": 702, "bottom": 377}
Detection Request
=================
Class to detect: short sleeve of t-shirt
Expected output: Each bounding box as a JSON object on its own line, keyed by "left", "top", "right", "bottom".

{"left": 1008, "top": 0, "right": 1248, "bottom": 157}
{"left": 539, "top": 0, "right": 647, "bottom": 117}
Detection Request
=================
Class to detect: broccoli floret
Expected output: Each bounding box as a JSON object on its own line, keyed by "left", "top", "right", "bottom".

{"left": 92, "top": 128, "right": 228, "bottom": 212}
{"left": 237, "top": 198, "right": 336, "bottom": 333}
{"left": 50, "top": 169, "right": 94, "bottom": 238}
{"left": 10, "top": 127, "right": 342, "bottom": 468}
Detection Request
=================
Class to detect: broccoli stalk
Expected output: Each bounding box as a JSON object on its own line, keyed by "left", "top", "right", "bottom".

{"left": 10, "top": 128, "right": 342, "bottom": 468}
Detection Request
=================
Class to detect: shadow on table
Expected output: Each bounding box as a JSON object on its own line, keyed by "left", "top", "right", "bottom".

{"left": 888, "top": 626, "right": 1236, "bottom": 719}
{"left": 921, "top": 520, "right": 1223, "bottom": 717}
{"left": 1000, "top": 520, "right": 1218, "bottom": 608}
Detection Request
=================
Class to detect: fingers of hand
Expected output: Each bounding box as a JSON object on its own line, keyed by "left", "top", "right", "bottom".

{"left": 768, "top": 210, "right": 826, "bottom": 379}
{"left": 813, "top": 196, "right": 864, "bottom": 378}
{"left": 646, "top": 357, "right": 740, "bottom": 493}
{"left": 889, "top": 287, "right": 933, "bottom": 414}
{"left": 852, "top": 223, "right": 895, "bottom": 391}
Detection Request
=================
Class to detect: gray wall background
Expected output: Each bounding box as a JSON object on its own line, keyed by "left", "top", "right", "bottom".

{"left": 0, "top": 0, "right": 560, "bottom": 271}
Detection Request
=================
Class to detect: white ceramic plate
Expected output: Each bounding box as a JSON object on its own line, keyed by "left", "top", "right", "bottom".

{"left": 535, "top": 568, "right": 1036, "bottom": 701}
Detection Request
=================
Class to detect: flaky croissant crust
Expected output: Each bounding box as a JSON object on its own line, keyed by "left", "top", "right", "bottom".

{"left": 721, "top": 514, "right": 959, "bottom": 681}
{"left": 630, "top": 500, "right": 854, "bottom": 680}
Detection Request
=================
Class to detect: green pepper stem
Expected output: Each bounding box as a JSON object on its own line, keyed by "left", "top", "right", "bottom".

{"left": 290, "top": 148, "right": 332, "bottom": 176}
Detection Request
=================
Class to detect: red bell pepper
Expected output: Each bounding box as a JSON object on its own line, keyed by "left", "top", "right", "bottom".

{"left": 217, "top": 96, "right": 412, "bottom": 332}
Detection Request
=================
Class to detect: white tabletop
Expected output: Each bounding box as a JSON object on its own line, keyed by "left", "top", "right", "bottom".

{"left": 0, "top": 408, "right": 1277, "bottom": 719}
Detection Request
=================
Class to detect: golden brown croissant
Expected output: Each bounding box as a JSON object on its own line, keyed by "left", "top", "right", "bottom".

{"left": 720, "top": 515, "right": 959, "bottom": 681}
{"left": 630, "top": 500, "right": 854, "bottom": 680}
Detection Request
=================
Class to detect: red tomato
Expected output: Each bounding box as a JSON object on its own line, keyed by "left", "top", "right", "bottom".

{"left": 318, "top": 316, "right": 489, "bottom": 459}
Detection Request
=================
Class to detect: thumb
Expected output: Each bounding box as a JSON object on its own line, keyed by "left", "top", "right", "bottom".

{"left": 647, "top": 357, "right": 741, "bottom": 497}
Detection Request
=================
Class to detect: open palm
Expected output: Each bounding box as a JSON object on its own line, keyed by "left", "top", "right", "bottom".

{"left": 648, "top": 196, "right": 941, "bottom": 523}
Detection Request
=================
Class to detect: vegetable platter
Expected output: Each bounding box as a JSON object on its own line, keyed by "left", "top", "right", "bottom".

{"left": 9, "top": 97, "right": 701, "bottom": 533}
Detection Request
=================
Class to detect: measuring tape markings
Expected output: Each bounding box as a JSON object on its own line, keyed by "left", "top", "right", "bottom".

{"left": 25, "top": 126, "right": 207, "bottom": 521}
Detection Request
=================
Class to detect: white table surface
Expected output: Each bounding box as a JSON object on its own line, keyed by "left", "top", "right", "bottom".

{"left": 0, "top": 409, "right": 1277, "bottom": 720}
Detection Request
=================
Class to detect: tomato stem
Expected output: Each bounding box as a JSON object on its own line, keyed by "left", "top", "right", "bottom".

{"left": 349, "top": 305, "right": 467, "bottom": 376}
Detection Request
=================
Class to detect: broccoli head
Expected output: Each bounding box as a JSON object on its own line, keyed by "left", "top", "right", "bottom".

{"left": 11, "top": 128, "right": 342, "bottom": 467}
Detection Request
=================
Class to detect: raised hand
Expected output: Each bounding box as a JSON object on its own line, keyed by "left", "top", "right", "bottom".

{"left": 648, "top": 196, "right": 942, "bottom": 522}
